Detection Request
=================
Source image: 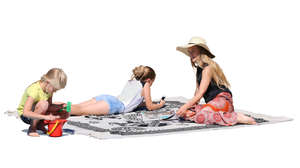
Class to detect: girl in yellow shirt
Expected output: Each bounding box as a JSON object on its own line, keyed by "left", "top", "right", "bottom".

{"left": 17, "top": 68, "right": 67, "bottom": 137}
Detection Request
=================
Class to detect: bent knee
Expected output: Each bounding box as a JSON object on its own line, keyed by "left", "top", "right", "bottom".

{"left": 36, "top": 100, "right": 49, "bottom": 113}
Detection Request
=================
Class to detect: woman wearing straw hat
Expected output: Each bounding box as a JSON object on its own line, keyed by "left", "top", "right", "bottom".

{"left": 176, "top": 37, "right": 256, "bottom": 125}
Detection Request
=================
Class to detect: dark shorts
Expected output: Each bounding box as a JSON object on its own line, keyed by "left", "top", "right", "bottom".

{"left": 20, "top": 115, "right": 32, "bottom": 125}
{"left": 20, "top": 103, "right": 36, "bottom": 125}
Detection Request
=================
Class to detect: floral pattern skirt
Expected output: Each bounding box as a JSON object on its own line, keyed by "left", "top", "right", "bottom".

{"left": 185, "top": 92, "right": 237, "bottom": 126}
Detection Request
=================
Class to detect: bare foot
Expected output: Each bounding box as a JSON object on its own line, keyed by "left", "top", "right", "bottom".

{"left": 28, "top": 132, "right": 40, "bottom": 137}
{"left": 28, "top": 126, "right": 40, "bottom": 137}
{"left": 237, "top": 113, "right": 257, "bottom": 125}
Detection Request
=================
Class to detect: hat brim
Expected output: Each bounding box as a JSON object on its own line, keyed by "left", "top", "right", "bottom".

{"left": 176, "top": 43, "right": 215, "bottom": 58}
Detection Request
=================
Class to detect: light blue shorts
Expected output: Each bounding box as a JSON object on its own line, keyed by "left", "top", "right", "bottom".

{"left": 94, "top": 95, "right": 125, "bottom": 114}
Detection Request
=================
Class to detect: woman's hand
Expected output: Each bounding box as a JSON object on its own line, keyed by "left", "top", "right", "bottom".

{"left": 185, "top": 110, "right": 196, "bottom": 120}
{"left": 176, "top": 105, "right": 188, "bottom": 117}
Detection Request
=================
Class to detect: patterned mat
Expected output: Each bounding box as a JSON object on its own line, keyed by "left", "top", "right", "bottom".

{"left": 64, "top": 97, "right": 292, "bottom": 139}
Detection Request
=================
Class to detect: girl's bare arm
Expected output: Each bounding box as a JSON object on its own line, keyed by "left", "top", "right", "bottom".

{"left": 142, "top": 82, "right": 165, "bottom": 111}
{"left": 23, "top": 97, "right": 47, "bottom": 120}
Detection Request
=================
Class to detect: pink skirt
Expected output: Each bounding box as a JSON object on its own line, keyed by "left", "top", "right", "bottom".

{"left": 185, "top": 92, "right": 237, "bottom": 126}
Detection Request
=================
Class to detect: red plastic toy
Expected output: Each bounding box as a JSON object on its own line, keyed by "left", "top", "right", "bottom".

{"left": 44, "top": 119, "right": 67, "bottom": 137}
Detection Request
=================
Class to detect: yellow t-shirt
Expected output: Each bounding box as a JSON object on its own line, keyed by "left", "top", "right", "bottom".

{"left": 17, "top": 81, "right": 51, "bottom": 116}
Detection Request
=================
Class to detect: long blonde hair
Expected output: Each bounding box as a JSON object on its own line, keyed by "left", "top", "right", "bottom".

{"left": 191, "top": 46, "right": 230, "bottom": 88}
{"left": 131, "top": 65, "right": 156, "bottom": 82}
{"left": 40, "top": 68, "right": 67, "bottom": 90}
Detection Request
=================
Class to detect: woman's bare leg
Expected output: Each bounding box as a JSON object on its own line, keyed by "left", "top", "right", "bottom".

{"left": 237, "top": 112, "right": 256, "bottom": 124}
{"left": 70, "top": 100, "right": 110, "bottom": 116}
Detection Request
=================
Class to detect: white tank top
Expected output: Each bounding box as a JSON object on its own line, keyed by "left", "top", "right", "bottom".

{"left": 117, "top": 79, "right": 144, "bottom": 113}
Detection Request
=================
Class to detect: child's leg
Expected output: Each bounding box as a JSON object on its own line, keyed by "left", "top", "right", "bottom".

{"left": 29, "top": 100, "right": 49, "bottom": 137}
{"left": 36, "top": 120, "right": 47, "bottom": 134}
{"left": 53, "top": 99, "right": 95, "bottom": 111}
{"left": 73, "top": 99, "right": 96, "bottom": 107}
{"left": 237, "top": 112, "right": 256, "bottom": 124}
{"left": 70, "top": 100, "right": 109, "bottom": 116}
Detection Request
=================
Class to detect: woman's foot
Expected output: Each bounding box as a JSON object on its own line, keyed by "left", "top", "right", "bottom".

{"left": 237, "top": 113, "right": 257, "bottom": 125}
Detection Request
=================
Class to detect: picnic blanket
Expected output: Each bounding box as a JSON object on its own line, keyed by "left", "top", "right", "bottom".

{"left": 63, "top": 97, "right": 292, "bottom": 139}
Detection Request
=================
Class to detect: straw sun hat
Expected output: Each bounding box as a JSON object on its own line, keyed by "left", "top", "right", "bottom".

{"left": 176, "top": 36, "right": 215, "bottom": 58}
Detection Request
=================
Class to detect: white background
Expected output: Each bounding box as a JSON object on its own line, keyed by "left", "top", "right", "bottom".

{"left": 0, "top": 0, "right": 299, "bottom": 168}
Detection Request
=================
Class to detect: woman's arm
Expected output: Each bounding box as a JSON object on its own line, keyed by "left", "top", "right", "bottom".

{"left": 177, "top": 66, "right": 213, "bottom": 116}
{"left": 142, "top": 82, "right": 165, "bottom": 111}
{"left": 194, "top": 77, "right": 199, "bottom": 96}
{"left": 194, "top": 78, "right": 200, "bottom": 104}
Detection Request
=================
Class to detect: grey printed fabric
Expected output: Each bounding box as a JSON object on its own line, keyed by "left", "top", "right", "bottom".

{"left": 63, "top": 97, "right": 292, "bottom": 140}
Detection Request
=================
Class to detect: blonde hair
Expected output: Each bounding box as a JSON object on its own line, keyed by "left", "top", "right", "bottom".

{"left": 131, "top": 65, "right": 156, "bottom": 82}
{"left": 40, "top": 68, "right": 67, "bottom": 90}
{"left": 191, "top": 46, "right": 231, "bottom": 88}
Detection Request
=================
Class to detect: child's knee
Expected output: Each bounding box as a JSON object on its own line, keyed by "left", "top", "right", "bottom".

{"left": 36, "top": 101, "right": 49, "bottom": 113}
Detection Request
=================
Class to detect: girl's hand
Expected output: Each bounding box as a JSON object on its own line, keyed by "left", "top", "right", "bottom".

{"left": 44, "top": 114, "right": 59, "bottom": 121}
{"left": 159, "top": 100, "right": 166, "bottom": 107}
